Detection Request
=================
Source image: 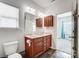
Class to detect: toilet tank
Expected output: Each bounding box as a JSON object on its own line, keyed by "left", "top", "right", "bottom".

{"left": 3, "top": 41, "right": 18, "bottom": 56}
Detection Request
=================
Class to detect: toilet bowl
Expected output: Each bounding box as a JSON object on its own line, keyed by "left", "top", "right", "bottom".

{"left": 3, "top": 41, "right": 22, "bottom": 58}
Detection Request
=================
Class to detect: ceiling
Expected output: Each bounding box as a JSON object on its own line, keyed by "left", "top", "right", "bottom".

{"left": 32, "top": 0, "right": 55, "bottom": 8}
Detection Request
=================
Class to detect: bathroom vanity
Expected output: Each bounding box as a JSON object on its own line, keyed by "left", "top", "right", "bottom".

{"left": 25, "top": 34, "right": 52, "bottom": 58}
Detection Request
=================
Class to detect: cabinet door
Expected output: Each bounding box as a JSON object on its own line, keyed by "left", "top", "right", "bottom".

{"left": 36, "top": 18, "right": 42, "bottom": 27}
{"left": 44, "top": 16, "right": 53, "bottom": 27}
{"left": 46, "top": 35, "right": 51, "bottom": 50}
{"left": 44, "top": 16, "right": 49, "bottom": 27}
{"left": 49, "top": 16, "right": 53, "bottom": 26}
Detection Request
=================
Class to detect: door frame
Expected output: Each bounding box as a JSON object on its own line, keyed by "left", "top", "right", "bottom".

{"left": 73, "top": 0, "right": 78, "bottom": 58}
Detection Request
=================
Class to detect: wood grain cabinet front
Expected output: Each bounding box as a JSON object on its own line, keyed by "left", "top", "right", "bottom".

{"left": 44, "top": 15, "right": 53, "bottom": 27}
{"left": 46, "top": 35, "right": 51, "bottom": 50}
{"left": 25, "top": 35, "right": 52, "bottom": 58}
{"left": 36, "top": 18, "right": 42, "bottom": 27}
{"left": 33, "top": 41, "right": 43, "bottom": 56}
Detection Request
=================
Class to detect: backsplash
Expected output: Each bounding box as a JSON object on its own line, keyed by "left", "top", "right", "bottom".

{"left": 36, "top": 27, "right": 56, "bottom": 49}
{"left": 36, "top": 27, "right": 54, "bottom": 35}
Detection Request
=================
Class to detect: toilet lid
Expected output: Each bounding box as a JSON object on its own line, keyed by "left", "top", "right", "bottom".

{"left": 8, "top": 53, "right": 22, "bottom": 58}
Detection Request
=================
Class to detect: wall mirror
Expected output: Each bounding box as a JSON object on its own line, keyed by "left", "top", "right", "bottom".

{"left": 24, "top": 12, "right": 36, "bottom": 34}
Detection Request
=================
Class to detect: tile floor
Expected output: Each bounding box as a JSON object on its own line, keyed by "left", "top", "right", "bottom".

{"left": 20, "top": 49, "right": 71, "bottom": 58}
{"left": 38, "top": 49, "right": 71, "bottom": 58}
{"left": 51, "top": 50, "right": 71, "bottom": 58}
{"left": 56, "top": 39, "right": 72, "bottom": 54}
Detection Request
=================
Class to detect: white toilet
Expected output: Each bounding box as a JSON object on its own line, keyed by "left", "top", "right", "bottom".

{"left": 3, "top": 41, "right": 22, "bottom": 58}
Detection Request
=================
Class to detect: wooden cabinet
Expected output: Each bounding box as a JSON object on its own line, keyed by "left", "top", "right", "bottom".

{"left": 36, "top": 18, "right": 42, "bottom": 27}
{"left": 44, "top": 15, "right": 53, "bottom": 27}
{"left": 36, "top": 15, "right": 53, "bottom": 27}
{"left": 25, "top": 35, "right": 52, "bottom": 58}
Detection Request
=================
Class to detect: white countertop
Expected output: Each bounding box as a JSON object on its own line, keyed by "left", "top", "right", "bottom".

{"left": 25, "top": 33, "right": 51, "bottom": 39}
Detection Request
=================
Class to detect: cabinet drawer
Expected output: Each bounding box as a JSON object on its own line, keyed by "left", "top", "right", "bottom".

{"left": 44, "top": 40, "right": 46, "bottom": 43}
{"left": 44, "top": 37, "right": 47, "bottom": 40}
{"left": 34, "top": 38, "right": 43, "bottom": 43}
{"left": 34, "top": 42, "right": 43, "bottom": 47}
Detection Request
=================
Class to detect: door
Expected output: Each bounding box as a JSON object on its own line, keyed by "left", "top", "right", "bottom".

{"left": 57, "top": 11, "right": 74, "bottom": 57}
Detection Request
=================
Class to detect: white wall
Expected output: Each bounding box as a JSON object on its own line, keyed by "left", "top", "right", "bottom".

{"left": 44, "top": 0, "right": 74, "bottom": 49}
{"left": 0, "top": 0, "right": 44, "bottom": 57}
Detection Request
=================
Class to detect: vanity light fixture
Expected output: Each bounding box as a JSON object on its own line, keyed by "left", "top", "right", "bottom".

{"left": 25, "top": 6, "right": 36, "bottom": 15}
